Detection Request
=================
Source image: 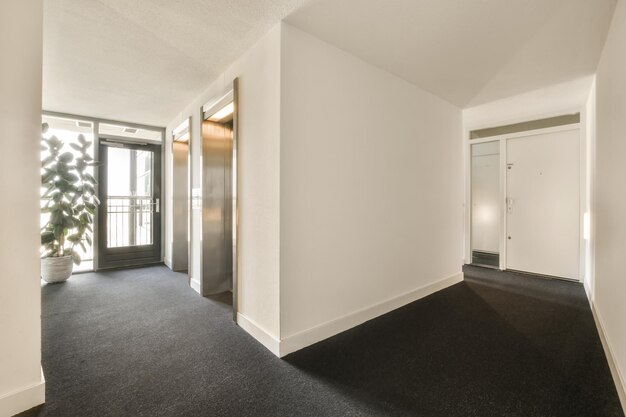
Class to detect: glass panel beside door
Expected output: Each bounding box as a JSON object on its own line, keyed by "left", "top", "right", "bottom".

{"left": 98, "top": 141, "right": 162, "bottom": 269}
{"left": 470, "top": 141, "right": 501, "bottom": 268}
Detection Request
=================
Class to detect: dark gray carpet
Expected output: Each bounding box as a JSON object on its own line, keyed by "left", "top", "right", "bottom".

{"left": 32, "top": 265, "right": 623, "bottom": 416}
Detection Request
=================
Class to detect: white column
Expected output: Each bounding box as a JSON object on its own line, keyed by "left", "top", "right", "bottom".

{"left": 0, "top": 0, "right": 45, "bottom": 415}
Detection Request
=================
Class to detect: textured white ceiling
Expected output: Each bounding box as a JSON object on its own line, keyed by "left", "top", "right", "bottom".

{"left": 43, "top": 0, "right": 312, "bottom": 126}
{"left": 45, "top": 0, "right": 616, "bottom": 126}
{"left": 286, "top": 0, "right": 617, "bottom": 108}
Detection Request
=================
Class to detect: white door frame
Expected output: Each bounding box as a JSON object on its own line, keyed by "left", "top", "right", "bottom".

{"left": 465, "top": 122, "right": 584, "bottom": 281}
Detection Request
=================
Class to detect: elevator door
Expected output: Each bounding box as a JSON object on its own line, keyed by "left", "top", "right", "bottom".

{"left": 200, "top": 120, "right": 233, "bottom": 295}
{"left": 506, "top": 128, "right": 580, "bottom": 280}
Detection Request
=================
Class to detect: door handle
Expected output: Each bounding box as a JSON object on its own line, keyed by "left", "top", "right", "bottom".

{"left": 155, "top": 198, "right": 160, "bottom": 213}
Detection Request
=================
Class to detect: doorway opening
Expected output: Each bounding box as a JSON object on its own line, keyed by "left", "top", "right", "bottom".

{"left": 97, "top": 140, "right": 162, "bottom": 269}
{"left": 193, "top": 80, "right": 239, "bottom": 321}
{"left": 467, "top": 115, "right": 583, "bottom": 282}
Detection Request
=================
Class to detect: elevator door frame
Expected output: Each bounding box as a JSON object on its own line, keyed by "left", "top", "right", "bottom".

{"left": 197, "top": 79, "right": 239, "bottom": 321}
{"left": 465, "top": 122, "right": 584, "bottom": 282}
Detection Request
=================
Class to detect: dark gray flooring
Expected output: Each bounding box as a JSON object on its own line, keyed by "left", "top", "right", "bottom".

{"left": 31, "top": 265, "right": 623, "bottom": 416}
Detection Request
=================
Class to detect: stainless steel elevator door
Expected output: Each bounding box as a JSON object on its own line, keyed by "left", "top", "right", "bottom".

{"left": 200, "top": 120, "right": 233, "bottom": 295}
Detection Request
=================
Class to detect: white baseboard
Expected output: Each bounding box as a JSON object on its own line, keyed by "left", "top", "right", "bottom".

{"left": 588, "top": 299, "right": 626, "bottom": 413}
{"left": 279, "top": 272, "right": 464, "bottom": 357}
{"left": 583, "top": 281, "right": 592, "bottom": 301}
{"left": 0, "top": 369, "right": 45, "bottom": 417}
{"left": 189, "top": 277, "right": 201, "bottom": 294}
{"left": 237, "top": 313, "right": 281, "bottom": 357}
{"left": 164, "top": 257, "right": 172, "bottom": 269}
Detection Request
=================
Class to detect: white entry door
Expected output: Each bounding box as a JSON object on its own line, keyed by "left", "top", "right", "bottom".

{"left": 506, "top": 128, "right": 580, "bottom": 280}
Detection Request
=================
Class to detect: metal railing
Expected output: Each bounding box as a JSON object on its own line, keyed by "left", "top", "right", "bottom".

{"left": 107, "top": 196, "right": 153, "bottom": 248}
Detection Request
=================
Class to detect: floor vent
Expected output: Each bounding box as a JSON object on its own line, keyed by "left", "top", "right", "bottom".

{"left": 471, "top": 251, "right": 499, "bottom": 268}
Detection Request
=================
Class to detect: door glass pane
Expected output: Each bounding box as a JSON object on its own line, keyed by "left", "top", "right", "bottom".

{"left": 471, "top": 141, "right": 500, "bottom": 268}
{"left": 107, "top": 147, "right": 154, "bottom": 248}
{"left": 134, "top": 150, "right": 153, "bottom": 246}
{"left": 135, "top": 150, "right": 153, "bottom": 197}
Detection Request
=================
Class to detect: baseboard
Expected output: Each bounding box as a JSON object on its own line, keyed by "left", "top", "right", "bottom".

{"left": 279, "top": 272, "right": 464, "bottom": 357}
{"left": 589, "top": 300, "right": 626, "bottom": 413}
{"left": 237, "top": 313, "right": 281, "bottom": 357}
{"left": 164, "top": 257, "right": 172, "bottom": 269}
{"left": 189, "top": 277, "right": 201, "bottom": 294}
{"left": 0, "top": 369, "right": 45, "bottom": 417}
{"left": 584, "top": 280, "right": 593, "bottom": 303}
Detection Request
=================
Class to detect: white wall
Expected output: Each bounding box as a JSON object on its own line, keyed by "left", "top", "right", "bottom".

{"left": 0, "top": 0, "right": 46, "bottom": 415}
{"left": 593, "top": 0, "right": 626, "bottom": 406}
{"left": 279, "top": 24, "right": 464, "bottom": 354}
{"left": 463, "top": 76, "right": 593, "bottom": 132}
{"left": 166, "top": 24, "right": 282, "bottom": 348}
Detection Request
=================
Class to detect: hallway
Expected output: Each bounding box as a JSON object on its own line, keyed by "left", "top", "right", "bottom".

{"left": 32, "top": 266, "right": 623, "bottom": 416}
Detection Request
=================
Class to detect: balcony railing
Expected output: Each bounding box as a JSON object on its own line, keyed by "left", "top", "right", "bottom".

{"left": 107, "top": 196, "right": 153, "bottom": 248}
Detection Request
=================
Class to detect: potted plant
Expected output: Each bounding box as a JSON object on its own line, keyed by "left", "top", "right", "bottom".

{"left": 40, "top": 123, "right": 99, "bottom": 283}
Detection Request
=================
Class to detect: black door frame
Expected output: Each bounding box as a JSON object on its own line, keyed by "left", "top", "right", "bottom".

{"left": 97, "top": 139, "right": 162, "bottom": 269}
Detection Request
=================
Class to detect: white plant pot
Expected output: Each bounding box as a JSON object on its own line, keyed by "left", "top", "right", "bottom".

{"left": 41, "top": 255, "right": 73, "bottom": 283}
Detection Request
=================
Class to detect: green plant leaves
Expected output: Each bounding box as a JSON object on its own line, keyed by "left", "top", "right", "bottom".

{"left": 41, "top": 231, "right": 55, "bottom": 244}
{"left": 59, "top": 152, "right": 74, "bottom": 163}
{"left": 83, "top": 173, "right": 97, "bottom": 184}
{"left": 41, "top": 155, "right": 55, "bottom": 166}
{"left": 70, "top": 251, "right": 81, "bottom": 265}
{"left": 47, "top": 135, "right": 61, "bottom": 148}
{"left": 41, "top": 171, "right": 56, "bottom": 184}
{"left": 67, "top": 233, "right": 82, "bottom": 243}
{"left": 40, "top": 128, "right": 99, "bottom": 265}
{"left": 54, "top": 179, "right": 72, "bottom": 193}
{"left": 84, "top": 202, "right": 96, "bottom": 213}
{"left": 83, "top": 183, "right": 95, "bottom": 195}
{"left": 79, "top": 212, "right": 93, "bottom": 224}
{"left": 61, "top": 171, "right": 79, "bottom": 182}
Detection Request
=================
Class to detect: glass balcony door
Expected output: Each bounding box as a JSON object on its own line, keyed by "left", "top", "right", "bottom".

{"left": 98, "top": 141, "right": 161, "bottom": 269}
